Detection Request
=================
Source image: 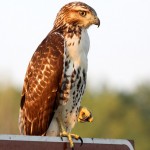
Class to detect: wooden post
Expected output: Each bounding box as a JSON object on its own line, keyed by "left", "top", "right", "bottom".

{"left": 0, "top": 135, "right": 134, "bottom": 150}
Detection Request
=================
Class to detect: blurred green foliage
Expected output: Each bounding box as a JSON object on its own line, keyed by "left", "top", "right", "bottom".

{"left": 0, "top": 83, "right": 150, "bottom": 150}
{"left": 0, "top": 86, "right": 20, "bottom": 134}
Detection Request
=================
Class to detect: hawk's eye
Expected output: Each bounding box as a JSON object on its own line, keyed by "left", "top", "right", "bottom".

{"left": 79, "top": 11, "right": 86, "bottom": 17}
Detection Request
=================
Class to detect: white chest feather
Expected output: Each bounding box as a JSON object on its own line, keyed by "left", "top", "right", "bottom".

{"left": 65, "top": 29, "right": 90, "bottom": 70}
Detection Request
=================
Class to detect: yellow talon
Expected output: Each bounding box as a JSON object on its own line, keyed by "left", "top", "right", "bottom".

{"left": 57, "top": 117, "right": 83, "bottom": 149}
{"left": 78, "top": 106, "right": 93, "bottom": 123}
{"left": 60, "top": 131, "right": 83, "bottom": 149}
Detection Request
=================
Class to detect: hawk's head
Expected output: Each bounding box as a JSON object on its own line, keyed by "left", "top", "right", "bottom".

{"left": 53, "top": 2, "right": 100, "bottom": 30}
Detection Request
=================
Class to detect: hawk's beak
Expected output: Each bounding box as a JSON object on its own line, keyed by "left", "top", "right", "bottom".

{"left": 94, "top": 16, "right": 100, "bottom": 27}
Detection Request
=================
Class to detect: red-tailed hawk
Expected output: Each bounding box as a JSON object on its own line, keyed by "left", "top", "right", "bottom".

{"left": 19, "top": 1, "right": 100, "bottom": 149}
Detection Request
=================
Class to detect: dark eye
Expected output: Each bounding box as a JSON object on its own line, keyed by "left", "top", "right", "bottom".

{"left": 79, "top": 11, "right": 86, "bottom": 17}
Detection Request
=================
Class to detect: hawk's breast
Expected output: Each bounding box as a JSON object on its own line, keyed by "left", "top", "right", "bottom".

{"left": 46, "top": 29, "right": 90, "bottom": 135}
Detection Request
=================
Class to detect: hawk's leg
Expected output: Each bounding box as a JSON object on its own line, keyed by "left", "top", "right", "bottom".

{"left": 78, "top": 106, "right": 93, "bottom": 123}
{"left": 56, "top": 117, "right": 83, "bottom": 150}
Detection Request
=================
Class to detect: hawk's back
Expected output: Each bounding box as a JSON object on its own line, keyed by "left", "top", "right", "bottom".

{"left": 19, "top": 32, "right": 64, "bottom": 135}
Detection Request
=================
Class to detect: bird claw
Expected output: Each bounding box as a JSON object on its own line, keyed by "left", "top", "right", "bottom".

{"left": 60, "top": 131, "right": 83, "bottom": 149}
{"left": 78, "top": 136, "right": 83, "bottom": 147}
{"left": 60, "top": 136, "right": 63, "bottom": 141}
{"left": 78, "top": 106, "right": 93, "bottom": 123}
{"left": 72, "top": 134, "right": 83, "bottom": 147}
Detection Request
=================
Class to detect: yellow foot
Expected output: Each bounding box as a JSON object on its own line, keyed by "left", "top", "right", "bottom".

{"left": 56, "top": 117, "right": 83, "bottom": 149}
{"left": 60, "top": 131, "right": 83, "bottom": 149}
{"left": 78, "top": 106, "right": 93, "bottom": 123}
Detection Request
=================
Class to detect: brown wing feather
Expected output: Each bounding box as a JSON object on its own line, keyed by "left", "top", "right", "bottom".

{"left": 19, "top": 32, "right": 64, "bottom": 135}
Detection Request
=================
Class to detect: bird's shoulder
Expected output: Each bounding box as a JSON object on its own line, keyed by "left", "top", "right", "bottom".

{"left": 21, "top": 31, "right": 64, "bottom": 116}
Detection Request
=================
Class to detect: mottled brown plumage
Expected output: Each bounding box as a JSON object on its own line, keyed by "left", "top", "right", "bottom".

{"left": 19, "top": 32, "right": 64, "bottom": 135}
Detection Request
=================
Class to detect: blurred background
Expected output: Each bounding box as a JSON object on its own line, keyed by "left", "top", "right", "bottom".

{"left": 0, "top": 1, "right": 150, "bottom": 150}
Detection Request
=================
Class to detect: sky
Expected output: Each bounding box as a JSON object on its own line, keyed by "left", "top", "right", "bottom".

{"left": 0, "top": 0, "right": 150, "bottom": 91}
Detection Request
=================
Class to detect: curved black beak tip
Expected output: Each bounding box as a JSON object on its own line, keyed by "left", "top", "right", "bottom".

{"left": 94, "top": 17, "right": 100, "bottom": 27}
{"left": 97, "top": 18, "right": 100, "bottom": 27}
